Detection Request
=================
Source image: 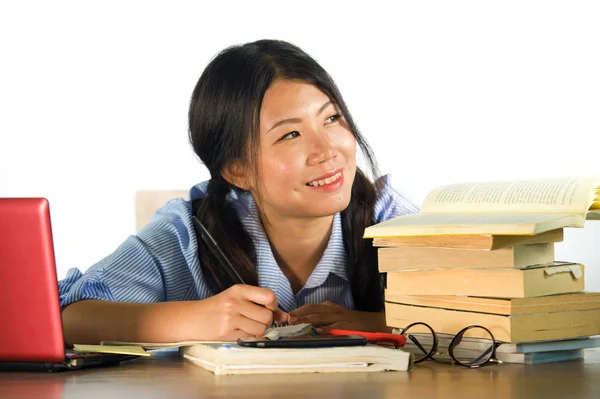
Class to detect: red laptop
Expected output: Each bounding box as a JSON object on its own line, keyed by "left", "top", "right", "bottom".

{"left": 0, "top": 198, "right": 136, "bottom": 371}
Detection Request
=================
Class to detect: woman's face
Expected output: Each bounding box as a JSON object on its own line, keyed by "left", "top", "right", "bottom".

{"left": 251, "top": 79, "right": 357, "bottom": 221}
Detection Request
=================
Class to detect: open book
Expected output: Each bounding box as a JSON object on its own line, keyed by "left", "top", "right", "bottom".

{"left": 181, "top": 343, "right": 413, "bottom": 375}
{"left": 365, "top": 177, "right": 600, "bottom": 237}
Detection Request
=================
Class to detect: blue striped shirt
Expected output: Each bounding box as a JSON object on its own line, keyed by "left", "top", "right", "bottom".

{"left": 58, "top": 175, "right": 418, "bottom": 312}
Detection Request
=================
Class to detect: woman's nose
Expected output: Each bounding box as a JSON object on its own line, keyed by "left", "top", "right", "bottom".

{"left": 307, "top": 131, "right": 336, "bottom": 166}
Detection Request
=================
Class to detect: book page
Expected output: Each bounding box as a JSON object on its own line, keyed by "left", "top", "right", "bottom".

{"left": 73, "top": 344, "right": 150, "bottom": 356}
{"left": 421, "top": 177, "right": 600, "bottom": 216}
{"left": 362, "top": 213, "right": 583, "bottom": 237}
{"left": 100, "top": 340, "right": 227, "bottom": 350}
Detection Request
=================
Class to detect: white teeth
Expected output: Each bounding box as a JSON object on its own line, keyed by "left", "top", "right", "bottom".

{"left": 308, "top": 172, "right": 342, "bottom": 187}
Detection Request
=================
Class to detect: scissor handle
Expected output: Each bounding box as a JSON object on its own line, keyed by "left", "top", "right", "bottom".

{"left": 329, "top": 329, "right": 406, "bottom": 348}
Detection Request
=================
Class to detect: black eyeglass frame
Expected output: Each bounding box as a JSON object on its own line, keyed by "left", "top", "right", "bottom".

{"left": 397, "top": 322, "right": 503, "bottom": 368}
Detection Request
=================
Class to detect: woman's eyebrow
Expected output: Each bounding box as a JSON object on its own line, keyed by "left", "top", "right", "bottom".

{"left": 267, "top": 101, "right": 334, "bottom": 133}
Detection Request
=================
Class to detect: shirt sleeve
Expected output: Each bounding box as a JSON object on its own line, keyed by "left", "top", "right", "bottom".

{"left": 58, "top": 199, "right": 211, "bottom": 308}
{"left": 373, "top": 174, "right": 420, "bottom": 223}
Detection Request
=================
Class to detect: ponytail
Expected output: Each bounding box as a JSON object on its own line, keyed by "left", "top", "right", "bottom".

{"left": 341, "top": 169, "right": 382, "bottom": 312}
{"left": 191, "top": 176, "right": 258, "bottom": 294}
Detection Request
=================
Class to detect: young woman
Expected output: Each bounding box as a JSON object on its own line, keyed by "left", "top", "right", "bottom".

{"left": 59, "top": 39, "right": 418, "bottom": 345}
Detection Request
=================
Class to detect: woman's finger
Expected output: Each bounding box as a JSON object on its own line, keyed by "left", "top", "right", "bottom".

{"left": 234, "top": 298, "right": 275, "bottom": 330}
{"left": 273, "top": 308, "right": 290, "bottom": 325}
{"left": 293, "top": 311, "right": 344, "bottom": 326}
{"left": 289, "top": 303, "right": 337, "bottom": 317}
{"left": 230, "top": 284, "right": 279, "bottom": 310}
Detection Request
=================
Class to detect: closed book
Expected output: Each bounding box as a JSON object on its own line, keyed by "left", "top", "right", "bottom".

{"left": 420, "top": 334, "right": 600, "bottom": 354}
{"left": 385, "top": 299, "right": 600, "bottom": 343}
{"left": 401, "top": 332, "right": 600, "bottom": 354}
{"left": 513, "top": 336, "right": 600, "bottom": 353}
{"left": 180, "top": 343, "right": 413, "bottom": 375}
{"left": 401, "top": 333, "right": 588, "bottom": 364}
{"left": 384, "top": 292, "right": 600, "bottom": 316}
{"left": 372, "top": 229, "right": 563, "bottom": 250}
{"left": 432, "top": 347, "right": 584, "bottom": 364}
{"left": 378, "top": 243, "right": 554, "bottom": 272}
{"left": 385, "top": 263, "right": 584, "bottom": 298}
{"left": 497, "top": 349, "right": 584, "bottom": 364}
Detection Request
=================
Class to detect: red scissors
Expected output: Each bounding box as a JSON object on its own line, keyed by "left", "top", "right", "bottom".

{"left": 329, "top": 329, "right": 406, "bottom": 348}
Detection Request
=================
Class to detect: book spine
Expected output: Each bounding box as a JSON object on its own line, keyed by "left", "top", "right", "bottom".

{"left": 386, "top": 269, "right": 525, "bottom": 298}
{"left": 378, "top": 243, "right": 554, "bottom": 271}
{"left": 386, "top": 265, "right": 584, "bottom": 298}
{"left": 378, "top": 246, "right": 515, "bottom": 271}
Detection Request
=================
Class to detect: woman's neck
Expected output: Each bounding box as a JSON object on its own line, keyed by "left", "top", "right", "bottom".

{"left": 262, "top": 214, "right": 334, "bottom": 294}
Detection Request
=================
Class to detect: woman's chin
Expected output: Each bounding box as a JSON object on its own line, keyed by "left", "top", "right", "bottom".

{"left": 310, "top": 197, "right": 352, "bottom": 217}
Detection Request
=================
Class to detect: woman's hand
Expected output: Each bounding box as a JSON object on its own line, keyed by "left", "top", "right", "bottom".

{"left": 187, "top": 284, "right": 289, "bottom": 341}
{"left": 289, "top": 301, "right": 390, "bottom": 334}
{"left": 61, "top": 286, "right": 288, "bottom": 345}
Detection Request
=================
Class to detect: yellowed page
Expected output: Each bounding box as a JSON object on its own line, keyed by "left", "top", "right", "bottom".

{"left": 362, "top": 213, "right": 583, "bottom": 237}
{"left": 421, "top": 177, "right": 600, "bottom": 216}
{"left": 73, "top": 344, "right": 150, "bottom": 356}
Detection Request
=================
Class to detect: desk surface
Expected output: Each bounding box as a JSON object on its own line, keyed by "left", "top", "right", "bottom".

{"left": 2, "top": 348, "right": 599, "bottom": 399}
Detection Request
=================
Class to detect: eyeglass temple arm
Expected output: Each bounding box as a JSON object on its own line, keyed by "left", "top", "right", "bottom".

{"left": 466, "top": 341, "right": 503, "bottom": 365}
{"left": 406, "top": 334, "right": 431, "bottom": 355}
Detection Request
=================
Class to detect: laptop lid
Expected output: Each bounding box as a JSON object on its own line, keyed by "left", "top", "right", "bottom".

{"left": 0, "top": 198, "right": 65, "bottom": 363}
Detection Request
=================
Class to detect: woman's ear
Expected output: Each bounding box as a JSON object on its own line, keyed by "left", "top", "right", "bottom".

{"left": 221, "top": 159, "right": 251, "bottom": 191}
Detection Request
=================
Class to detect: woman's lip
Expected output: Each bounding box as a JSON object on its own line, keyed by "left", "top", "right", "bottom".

{"left": 307, "top": 169, "right": 344, "bottom": 184}
{"left": 306, "top": 170, "right": 345, "bottom": 192}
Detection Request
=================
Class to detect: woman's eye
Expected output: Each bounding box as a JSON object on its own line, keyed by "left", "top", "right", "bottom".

{"left": 279, "top": 131, "right": 300, "bottom": 141}
{"left": 325, "top": 114, "right": 342, "bottom": 124}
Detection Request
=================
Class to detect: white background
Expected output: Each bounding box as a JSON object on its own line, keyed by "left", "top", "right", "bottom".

{"left": 1, "top": 1, "right": 599, "bottom": 290}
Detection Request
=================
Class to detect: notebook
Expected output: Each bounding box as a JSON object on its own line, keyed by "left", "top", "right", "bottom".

{"left": 0, "top": 198, "right": 139, "bottom": 371}
{"left": 181, "top": 343, "right": 413, "bottom": 375}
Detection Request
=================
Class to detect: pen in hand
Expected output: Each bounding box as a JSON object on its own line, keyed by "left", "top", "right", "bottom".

{"left": 192, "top": 216, "right": 285, "bottom": 329}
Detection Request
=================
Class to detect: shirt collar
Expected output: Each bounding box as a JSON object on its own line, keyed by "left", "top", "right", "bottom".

{"left": 237, "top": 192, "right": 348, "bottom": 281}
{"left": 303, "top": 213, "right": 349, "bottom": 288}
{"left": 199, "top": 185, "right": 349, "bottom": 299}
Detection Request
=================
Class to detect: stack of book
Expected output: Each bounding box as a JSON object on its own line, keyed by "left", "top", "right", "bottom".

{"left": 365, "top": 176, "right": 600, "bottom": 364}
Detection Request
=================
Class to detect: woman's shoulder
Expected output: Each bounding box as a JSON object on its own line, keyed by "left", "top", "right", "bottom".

{"left": 189, "top": 180, "right": 210, "bottom": 201}
{"left": 137, "top": 181, "right": 207, "bottom": 233}
{"left": 373, "top": 174, "right": 420, "bottom": 223}
{"left": 141, "top": 196, "right": 194, "bottom": 239}
{"left": 135, "top": 181, "right": 251, "bottom": 236}
{"left": 189, "top": 180, "right": 253, "bottom": 218}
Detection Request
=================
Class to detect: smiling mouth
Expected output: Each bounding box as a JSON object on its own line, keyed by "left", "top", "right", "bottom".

{"left": 306, "top": 171, "right": 343, "bottom": 187}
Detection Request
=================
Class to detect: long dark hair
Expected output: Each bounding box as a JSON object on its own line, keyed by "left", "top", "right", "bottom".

{"left": 189, "top": 39, "right": 383, "bottom": 311}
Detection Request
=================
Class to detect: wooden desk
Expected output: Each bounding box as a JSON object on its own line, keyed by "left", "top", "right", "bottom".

{"left": 2, "top": 349, "right": 599, "bottom": 399}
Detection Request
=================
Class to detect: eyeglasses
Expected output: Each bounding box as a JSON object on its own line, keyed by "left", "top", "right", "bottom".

{"left": 393, "top": 322, "right": 503, "bottom": 368}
